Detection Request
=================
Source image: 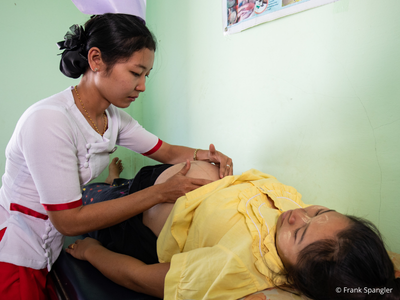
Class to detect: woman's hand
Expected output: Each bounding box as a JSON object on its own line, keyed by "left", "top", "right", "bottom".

{"left": 147, "top": 141, "right": 233, "bottom": 179}
{"left": 66, "top": 236, "right": 169, "bottom": 298}
{"left": 65, "top": 237, "right": 102, "bottom": 261}
{"left": 206, "top": 144, "right": 233, "bottom": 178}
{"left": 157, "top": 160, "right": 213, "bottom": 203}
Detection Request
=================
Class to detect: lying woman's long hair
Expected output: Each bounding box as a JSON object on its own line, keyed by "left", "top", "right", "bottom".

{"left": 286, "top": 216, "right": 400, "bottom": 300}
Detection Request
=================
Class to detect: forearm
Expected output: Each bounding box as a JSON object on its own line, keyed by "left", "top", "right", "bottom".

{"left": 85, "top": 244, "right": 169, "bottom": 298}
{"left": 148, "top": 142, "right": 210, "bottom": 165}
{"left": 162, "top": 145, "right": 195, "bottom": 164}
{"left": 48, "top": 184, "right": 164, "bottom": 236}
{"left": 49, "top": 161, "right": 214, "bottom": 236}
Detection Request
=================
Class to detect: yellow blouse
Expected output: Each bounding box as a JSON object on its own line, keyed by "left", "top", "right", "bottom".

{"left": 157, "top": 169, "right": 307, "bottom": 300}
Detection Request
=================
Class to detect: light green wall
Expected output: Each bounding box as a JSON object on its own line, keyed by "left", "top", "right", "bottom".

{"left": 0, "top": 0, "right": 143, "bottom": 181}
{"left": 144, "top": 0, "right": 400, "bottom": 253}
{"left": 0, "top": 0, "right": 82, "bottom": 174}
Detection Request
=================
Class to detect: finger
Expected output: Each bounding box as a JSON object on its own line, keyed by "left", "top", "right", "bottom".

{"left": 220, "top": 160, "right": 233, "bottom": 178}
{"left": 189, "top": 178, "right": 213, "bottom": 187}
{"left": 220, "top": 163, "right": 227, "bottom": 179}
{"left": 66, "top": 243, "right": 76, "bottom": 254}
{"left": 178, "top": 160, "right": 191, "bottom": 176}
{"left": 226, "top": 163, "right": 233, "bottom": 177}
{"left": 208, "top": 145, "right": 229, "bottom": 178}
{"left": 70, "top": 238, "right": 84, "bottom": 247}
{"left": 225, "top": 159, "right": 233, "bottom": 176}
{"left": 209, "top": 144, "right": 217, "bottom": 157}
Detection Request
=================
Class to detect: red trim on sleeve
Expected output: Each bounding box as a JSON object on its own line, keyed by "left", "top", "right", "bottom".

{"left": 10, "top": 203, "right": 49, "bottom": 220}
{"left": 142, "top": 139, "right": 163, "bottom": 156}
{"left": 0, "top": 227, "right": 6, "bottom": 242}
{"left": 42, "top": 199, "right": 82, "bottom": 212}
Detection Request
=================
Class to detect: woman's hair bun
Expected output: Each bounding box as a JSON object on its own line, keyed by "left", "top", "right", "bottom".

{"left": 57, "top": 14, "right": 156, "bottom": 78}
{"left": 57, "top": 24, "right": 89, "bottom": 78}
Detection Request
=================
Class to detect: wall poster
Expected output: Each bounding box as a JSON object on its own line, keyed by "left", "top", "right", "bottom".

{"left": 223, "top": 0, "right": 338, "bottom": 35}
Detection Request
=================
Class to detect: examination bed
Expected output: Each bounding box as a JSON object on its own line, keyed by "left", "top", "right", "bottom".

{"left": 51, "top": 235, "right": 160, "bottom": 300}
{"left": 51, "top": 235, "right": 400, "bottom": 300}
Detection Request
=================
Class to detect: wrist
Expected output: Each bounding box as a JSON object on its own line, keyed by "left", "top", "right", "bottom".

{"left": 85, "top": 244, "right": 104, "bottom": 261}
{"left": 193, "top": 149, "right": 208, "bottom": 162}
{"left": 193, "top": 148, "right": 200, "bottom": 161}
{"left": 151, "top": 183, "right": 167, "bottom": 204}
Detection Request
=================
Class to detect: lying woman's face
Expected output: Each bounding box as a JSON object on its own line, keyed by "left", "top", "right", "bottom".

{"left": 275, "top": 205, "right": 350, "bottom": 268}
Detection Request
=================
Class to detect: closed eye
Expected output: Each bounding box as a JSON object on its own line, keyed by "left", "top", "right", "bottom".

{"left": 316, "top": 209, "right": 334, "bottom": 216}
{"left": 297, "top": 209, "right": 336, "bottom": 244}
{"left": 294, "top": 227, "right": 300, "bottom": 240}
{"left": 294, "top": 209, "right": 332, "bottom": 242}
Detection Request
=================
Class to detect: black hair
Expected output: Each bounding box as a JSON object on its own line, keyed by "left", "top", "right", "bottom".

{"left": 57, "top": 13, "right": 156, "bottom": 78}
{"left": 285, "top": 216, "right": 400, "bottom": 300}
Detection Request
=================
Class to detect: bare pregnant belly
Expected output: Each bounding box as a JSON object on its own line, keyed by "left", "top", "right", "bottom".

{"left": 142, "top": 161, "right": 220, "bottom": 236}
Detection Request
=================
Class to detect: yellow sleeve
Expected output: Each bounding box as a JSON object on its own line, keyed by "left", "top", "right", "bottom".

{"left": 164, "top": 245, "right": 258, "bottom": 300}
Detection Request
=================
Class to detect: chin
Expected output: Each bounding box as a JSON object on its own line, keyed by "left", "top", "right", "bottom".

{"left": 114, "top": 102, "right": 131, "bottom": 109}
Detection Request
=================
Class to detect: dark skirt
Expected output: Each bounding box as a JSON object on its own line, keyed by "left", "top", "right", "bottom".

{"left": 82, "top": 164, "right": 173, "bottom": 264}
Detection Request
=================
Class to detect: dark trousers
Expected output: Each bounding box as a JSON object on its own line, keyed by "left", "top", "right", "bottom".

{"left": 82, "top": 164, "right": 172, "bottom": 264}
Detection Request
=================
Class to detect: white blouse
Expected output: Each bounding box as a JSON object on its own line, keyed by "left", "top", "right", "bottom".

{"left": 0, "top": 87, "right": 161, "bottom": 270}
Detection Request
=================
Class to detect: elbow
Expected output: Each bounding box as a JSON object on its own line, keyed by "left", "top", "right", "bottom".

{"left": 50, "top": 216, "right": 87, "bottom": 236}
{"left": 47, "top": 207, "right": 88, "bottom": 236}
{"left": 53, "top": 224, "right": 83, "bottom": 236}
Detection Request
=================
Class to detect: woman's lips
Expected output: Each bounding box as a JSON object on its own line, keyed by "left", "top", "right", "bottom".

{"left": 128, "top": 96, "right": 138, "bottom": 102}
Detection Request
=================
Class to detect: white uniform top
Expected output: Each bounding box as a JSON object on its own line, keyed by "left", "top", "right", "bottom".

{"left": 0, "top": 87, "right": 161, "bottom": 271}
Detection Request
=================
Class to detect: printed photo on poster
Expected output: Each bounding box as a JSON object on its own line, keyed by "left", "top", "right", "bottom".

{"left": 224, "top": 0, "right": 338, "bottom": 35}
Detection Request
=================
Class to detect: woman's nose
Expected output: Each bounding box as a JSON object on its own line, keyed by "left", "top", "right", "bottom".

{"left": 136, "top": 77, "right": 146, "bottom": 92}
{"left": 288, "top": 208, "right": 309, "bottom": 225}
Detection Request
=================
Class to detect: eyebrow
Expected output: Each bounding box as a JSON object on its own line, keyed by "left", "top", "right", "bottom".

{"left": 134, "top": 64, "right": 153, "bottom": 71}
{"left": 298, "top": 210, "right": 335, "bottom": 244}
{"left": 134, "top": 64, "right": 146, "bottom": 69}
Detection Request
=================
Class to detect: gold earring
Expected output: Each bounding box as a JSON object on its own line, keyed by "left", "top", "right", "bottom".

{"left": 93, "top": 68, "right": 98, "bottom": 72}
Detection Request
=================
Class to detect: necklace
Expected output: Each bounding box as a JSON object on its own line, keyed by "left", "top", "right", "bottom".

{"left": 74, "top": 85, "right": 107, "bottom": 136}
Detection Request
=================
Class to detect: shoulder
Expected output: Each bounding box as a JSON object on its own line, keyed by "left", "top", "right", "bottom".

{"left": 27, "top": 87, "right": 75, "bottom": 114}
{"left": 16, "top": 88, "right": 78, "bottom": 137}
{"left": 16, "top": 88, "right": 74, "bottom": 126}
